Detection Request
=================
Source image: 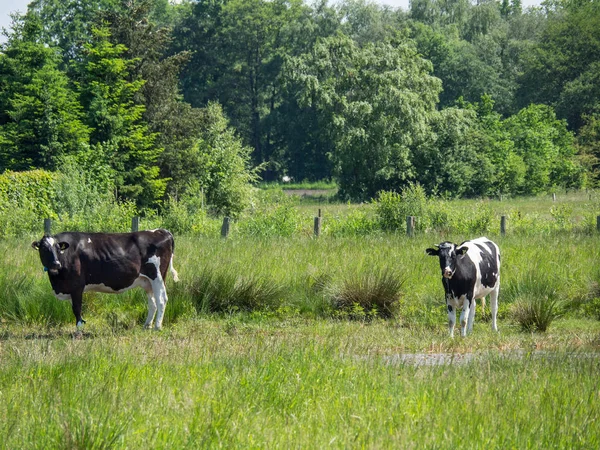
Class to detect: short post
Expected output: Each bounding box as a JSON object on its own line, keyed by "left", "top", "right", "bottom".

{"left": 314, "top": 216, "right": 322, "bottom": 237}
{"left": 131, "top": 216, "right": 140, "bottom": 232}
{"left": 597, "top": 216, "right": 600, "bottom": 233}
{"left": 406, "top": 216, "right": 415, "bottom": 237}
{"left": 552, "top": 193, "right": 556, "bottom": 202}
{"left": 500, "top": 216, "right": 506, "bottom": 236}
{"left": 221, "top": 217, "right": 230, "bottom": 238}
{"left": 44, "top": 218, "right": 52, "bottom": 235}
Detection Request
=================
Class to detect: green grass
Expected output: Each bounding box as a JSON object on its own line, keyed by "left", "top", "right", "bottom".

{"left": 0, "top": 321, "right": 599, "bottom": 448}
{"left": 3, "top": 195, "right": 600, "bottom": 447}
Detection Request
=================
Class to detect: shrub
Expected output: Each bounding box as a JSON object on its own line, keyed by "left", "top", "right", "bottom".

{"left": 328, "top": 268, "right": 404, "bottom": 320}
{"left": 237, "top": 194, "right": 302, "bottom": 237}
{"left": 375, "top": 184, "right": 429, "bottom": 232}
{"left": 324, "top": 207, "right": 378, "bottom": 237}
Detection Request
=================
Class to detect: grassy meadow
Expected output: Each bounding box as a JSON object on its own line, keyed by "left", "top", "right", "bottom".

{"left": 1, "top": 192, "right": 600, "bottom": 448}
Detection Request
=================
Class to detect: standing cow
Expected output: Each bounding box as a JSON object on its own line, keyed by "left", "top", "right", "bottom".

{"left": 426, "top": 237, "right": 500, "bottom": 337}
{"left": 32, "top": 229, "right": 179, "bottom": 330}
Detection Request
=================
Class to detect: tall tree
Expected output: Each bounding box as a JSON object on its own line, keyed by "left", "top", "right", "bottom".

{"left": 518, "top": 0, "right": 600, "bottom": 129}
{"left": 285, "top": 33, "right": 442, "bottom": 200}
{"left": 0, "top": 13, "right": 89, "bottom": 171}
{"left": 77, "top": 25, "right": 166, "bottom": 209}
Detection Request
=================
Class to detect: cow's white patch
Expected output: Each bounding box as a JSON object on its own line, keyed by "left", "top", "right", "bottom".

{"left": 47, "top": 237, "right": 56, "bottom": 246}
{"left": 87, "top": 238, "right": 92, "bottom": 243}
{"left": 54, "top": 292, "right": 71, "bottom": 301}
{"left": 84, "top": 277, "right": 149, "bottom": 294}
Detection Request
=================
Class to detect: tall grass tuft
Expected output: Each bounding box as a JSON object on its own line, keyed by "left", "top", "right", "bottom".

{"left": 181, "top": 266, "right": 284, "bottom": 313}
{"left": 506, "top": 269, "right": 566, "bottom": 332}
{"left": 0, "top": 272, "right": 72, "bottom": 326}
{"left": 329, "top": 268, "right": 404, "bottom": 319}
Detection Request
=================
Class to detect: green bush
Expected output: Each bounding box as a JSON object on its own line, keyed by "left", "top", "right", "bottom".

{"left": 237, "top": 195, "right": 302, "bottom": 237}
{"left": 324, "top": 207, "right": 378, "bottom": 237}
{"left": 375, "top": 184, "right": 429, "bottom": 232}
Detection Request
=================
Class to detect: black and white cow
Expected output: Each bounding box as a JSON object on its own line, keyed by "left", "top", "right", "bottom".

{"left": 32, "top": 229, "right": 179, "bottom": 330}
{"left": 426, "top": 237, "right": 500, "bottom": 338}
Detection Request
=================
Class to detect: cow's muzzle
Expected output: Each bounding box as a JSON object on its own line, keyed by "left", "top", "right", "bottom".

{"left": 48, "top": 261, "right": 61, "bottom": 274}
{"left": 443, "top": 268, "right": 453, "bottom": 279}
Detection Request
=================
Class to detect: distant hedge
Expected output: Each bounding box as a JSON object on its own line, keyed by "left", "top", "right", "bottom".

{"left": 0, "top": 170, "right": 59, "bottom": 219}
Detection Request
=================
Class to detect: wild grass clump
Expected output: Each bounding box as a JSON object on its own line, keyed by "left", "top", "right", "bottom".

{"left": 506, "top": 269, "right": 566, "bottom": 332}
{"left": 328, "top": 268, "right": 404, "bottom": 320}
{"left": 181, "top": 266, "right": 284, "bottom": 313}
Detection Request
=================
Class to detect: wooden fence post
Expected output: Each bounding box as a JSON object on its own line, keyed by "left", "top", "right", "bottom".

{"left": 406, "top": 216, "right": 415, "bottom": 237}
{"left": 221, "top": 217, "right": 230, "bottom": 238}
{"left": 44, "top": 218, "right": 52, "bottom": 235}
{"left": 500, "top": 216, "right": 506, "bottom": 236}
{"left": 552, "top": 193, "right": 556, "bottom": 202}
{"left": 131, "top": 216, "right": 140, "bottom": 232}
{"left": 314, "top": 216, "right": 322, "bottom": 237}
{"left": 596, "top": 216, "right": 600, "bottom": 233}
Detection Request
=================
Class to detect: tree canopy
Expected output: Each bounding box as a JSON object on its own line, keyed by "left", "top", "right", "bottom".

{"left": 0, "top": 0, "right": 596, "bottom": 209}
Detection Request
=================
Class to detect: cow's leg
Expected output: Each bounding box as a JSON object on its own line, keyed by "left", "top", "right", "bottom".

{"left": 71, "top": 289, "right": 86, "bottom": 329}
{"left": 152, "top": 278, "right": 168, "bottom": 330}
{"left": 467, "top": 298, "right": 476, "bottom": 333}
{"left": 460, "top": 296, "right": 471, "bottom": 337}
{"left": 144, "top": 287, "right": 157, "bottom": 329}
{"left": 447, "top": 304, "right": 456, "bottom": 338}
{"left": 490, "top": 285, "right": 500, "bottom": 332}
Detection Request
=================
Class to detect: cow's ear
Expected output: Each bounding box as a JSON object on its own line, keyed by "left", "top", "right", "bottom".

{"left": 31, "top": 241, "right": 40, "bottom": 250}
{"left": 58, "top": 242, "right": 69, "bottom": 251}
{"left": 425, "top": 248, "right": 439, "bottom": 256}
{"left": 456, "top": 246, "right": 468, "bottom": 256}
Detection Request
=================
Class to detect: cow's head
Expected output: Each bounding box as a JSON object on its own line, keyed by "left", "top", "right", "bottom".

{"left": 425, "top": 242, "right": 468, "bottom": 279}
{"left": 31, "top": 235, "right": 69, "bottom": 275}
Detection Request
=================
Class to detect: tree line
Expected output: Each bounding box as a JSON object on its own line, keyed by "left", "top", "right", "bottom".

{"left": 0, "top": 0, "right": 598, "bottom": 213}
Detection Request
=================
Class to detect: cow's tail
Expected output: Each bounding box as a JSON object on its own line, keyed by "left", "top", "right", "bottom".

{"left": 166, "top": 229, "right": 180, "bottom": 282}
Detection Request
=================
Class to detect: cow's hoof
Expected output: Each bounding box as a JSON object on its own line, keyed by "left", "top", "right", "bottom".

{"left": 72, "top": 330, "right": 84, "bottom": 340}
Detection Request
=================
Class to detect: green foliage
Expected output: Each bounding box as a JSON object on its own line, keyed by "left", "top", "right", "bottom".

{"left": 194, "top": 103, "right": 260, "bottom": 217}
{"left": 375, "top": 185, "right": 429, "bottom": 231}
{"left": 324, "top": 207, "right": 379, "bottom": 237}
{"left": 0, "top": 14, "right": 89, "bottom": 171}
{"left": 286, "top": 33, "right": 441, "bottom": 200}
{"left": 77, "top": 25, "right": 166, "bottom": 210}
{"left": 504, "top": 104, "right": 583, "bottom": 194}
{"left": 238, "top": 194, "right": 302, "bottom": 237}
{"left": 160, "top": 192, "right": 220, "bottom": 237}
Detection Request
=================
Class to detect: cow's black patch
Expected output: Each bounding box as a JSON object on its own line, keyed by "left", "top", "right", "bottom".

{"left": 144, "top": 260, "right": 158, "bottom": 280}
{"left": 447, "top": 305, "right": 453, "bottom": 313}
{"left": 475, "top": 242, "right": 498, "bottom": 289}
